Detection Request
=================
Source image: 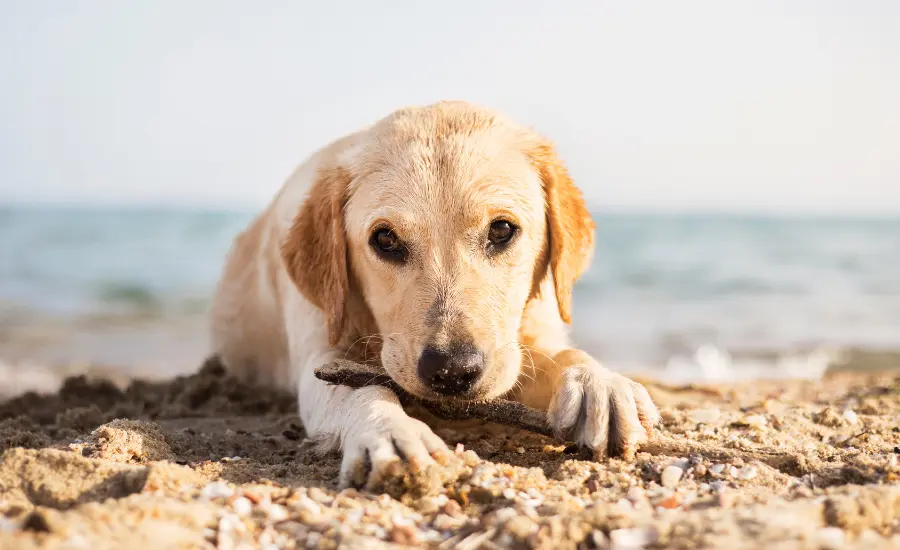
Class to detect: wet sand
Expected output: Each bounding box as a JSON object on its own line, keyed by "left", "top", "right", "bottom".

{"left": 1, "top": 360, "right": 899, "bottom": 549}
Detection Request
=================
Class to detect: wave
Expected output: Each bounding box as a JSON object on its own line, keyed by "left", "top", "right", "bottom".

{"left": 94, "top": 283, "right": 165, "bottom": 312}
{"left": 626, "top": 344, "right": 900, "bottom": 384}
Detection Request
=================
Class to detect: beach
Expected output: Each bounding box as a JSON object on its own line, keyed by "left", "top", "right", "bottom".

{"left": 4, "top": 1, "right": 900, "bottom": 546}
{"left": 1, "top": 359, "right": 899, "bottom": 549}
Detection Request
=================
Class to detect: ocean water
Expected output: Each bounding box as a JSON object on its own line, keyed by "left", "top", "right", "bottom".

{"left": 1, "top": 206, "right": 899, "bottom": 383}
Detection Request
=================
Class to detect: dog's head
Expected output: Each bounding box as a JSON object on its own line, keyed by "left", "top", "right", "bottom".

{"left": 283, "top": 102, "right": 594, "bottom": 401}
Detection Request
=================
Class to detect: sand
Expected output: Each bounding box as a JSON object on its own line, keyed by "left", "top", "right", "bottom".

{"left": 1, "top": 359, "right": 899, "bottom": 549}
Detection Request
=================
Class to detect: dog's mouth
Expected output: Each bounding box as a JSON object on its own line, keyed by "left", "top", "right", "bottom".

{"left": 396, "top": 378, "right": 490, "bottom": 404}
{"left": 314, "top": 360, "right": 493, "bottom": 409}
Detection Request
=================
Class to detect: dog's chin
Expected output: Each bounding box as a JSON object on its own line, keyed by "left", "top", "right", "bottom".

{"left": 385, "top": 373, "right": 494, "bottom": 404}
{"left": 406, "top": 382, "right": 490, "bottom": 404}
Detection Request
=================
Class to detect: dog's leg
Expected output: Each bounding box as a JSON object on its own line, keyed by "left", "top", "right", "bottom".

{"left": 295, "top": 352, "right": 451, "bottom": 489}
{"left": 546, "top": 349, "right": 660, "bottom": 459}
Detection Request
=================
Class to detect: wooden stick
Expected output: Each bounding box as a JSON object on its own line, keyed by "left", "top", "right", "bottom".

{"left": 314, "top": 359, "right": 812, "bottom": 472}
{"left": 315, "top": 359, "right": 553, "bottom": 437}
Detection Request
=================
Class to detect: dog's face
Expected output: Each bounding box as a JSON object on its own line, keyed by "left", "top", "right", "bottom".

{"left": 283, "top": 102, "right": 594, "bottom": 401}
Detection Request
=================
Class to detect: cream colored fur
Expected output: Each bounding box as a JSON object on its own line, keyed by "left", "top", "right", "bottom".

{"left": 210, "top": 102, "right": 660, "bottom": 488}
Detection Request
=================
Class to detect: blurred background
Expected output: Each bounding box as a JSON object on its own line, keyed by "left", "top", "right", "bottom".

{"left": 1, "top": 1, "right": 899, "bottom": 395}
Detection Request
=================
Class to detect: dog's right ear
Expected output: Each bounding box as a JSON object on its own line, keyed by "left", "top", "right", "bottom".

{"left": 527, "top": 140, "right": 595, "bottom": 325}
{"left": 281, "top": 166, "right": 351, "bottom": 347}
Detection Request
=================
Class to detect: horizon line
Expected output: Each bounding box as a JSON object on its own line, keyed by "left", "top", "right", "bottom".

{"left": 2, "top": 200, "right": 899, "bottom": 220}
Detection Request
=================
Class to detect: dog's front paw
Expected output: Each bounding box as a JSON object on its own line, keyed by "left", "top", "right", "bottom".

{"left": 340, "top": 407, "right": 454, "bottom": 495}
{"left": 548, "top": 361, "right": 660, "bottom": 459}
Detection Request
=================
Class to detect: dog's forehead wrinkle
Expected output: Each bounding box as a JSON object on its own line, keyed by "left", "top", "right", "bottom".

{"left": 356, "top": 154, "right": 542, "bottom": 235}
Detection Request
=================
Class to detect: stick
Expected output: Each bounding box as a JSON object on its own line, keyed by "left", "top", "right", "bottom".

{"left": 314, "top": 359, "right": 812, "bottom": 472}
{"left": 315, "top": 360, "right": 553, "bottom": 437}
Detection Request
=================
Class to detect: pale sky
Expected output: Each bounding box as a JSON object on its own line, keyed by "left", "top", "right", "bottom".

{"left": 1, "top": 0, "right": 898, "bottom": 213}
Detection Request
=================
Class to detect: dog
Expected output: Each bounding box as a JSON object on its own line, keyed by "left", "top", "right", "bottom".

{"left": 210, "top": 101, "right": 660, "bottom": 488}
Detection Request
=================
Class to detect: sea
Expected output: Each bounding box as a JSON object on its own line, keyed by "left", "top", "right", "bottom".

{"left": 1, "top": 206, "right": 899, "bottom": 388}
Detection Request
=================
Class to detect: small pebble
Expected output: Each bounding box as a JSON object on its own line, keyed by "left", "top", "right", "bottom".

{"left": 390, "top": 525, "right": 418, "bottom": 545}
{"left": 744, "top": 415, "right": 767, "bottom": 429}
{"left": 505, "top": 516, "right": 537, "bottom": 539}
{"left": 443, "top": 500, "right": 463, "bottom": 517}
{"left": 626, "top": 487, "right": 646, "bottom": 503}
{"left": 610, "top": 527, "right": 656, "bottom": 550}
{"left": 661, "top": 465, "right": 684, "bottom": 488}
{"left": 516, "top": 446, "right": 526, "bottom": 454}
{"left": 656, "top": 495, "right": 681, "bottom": 510}
{"left": 392, "top": 513, "right": 414, "bottom": 528}
{"left": 493, "top": 507, "right": 518, "bottom": 523}
{"left": 218, "top": 514, "right": 243, "bottom": 534}
{"left": 736, "top": 466, "right": 758, "bottom": 480}
{"left": 814, "top": 527, "right": 845, "bottom": 550}
{"left": 842, "top": 409, "right": 859, "bottom": 424}
{"left": 345, "top": 508, "right": 364, "bottom": 524}
{"left": 232, "top": 496, "right": 253, "bottom": 517}
{"left": 263, "top": 503, "right": 289, "bottom": 522}
{"left": 591, "top": 531, "right": 609, "bottom": 549}
{"left": 709, "top": 464, "right": 726, "bottom": 475}
{"left": 433, "top": 514, "right": 463, "bottom": 530}
{"left": 460, "top": 450, "right": 480, "bottom": 466}
{"left": 200, "top": 481, "right": 235, "bottom": 500}
{"left": 294, "top": 496, "right": 322, "bottom": 517}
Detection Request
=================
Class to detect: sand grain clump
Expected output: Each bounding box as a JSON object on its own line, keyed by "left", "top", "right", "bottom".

{"left": 0, "top": 448, "right": 147, "bottom": 511}
{"left": 80, "top": 419, "right": 174, "bottom": 463}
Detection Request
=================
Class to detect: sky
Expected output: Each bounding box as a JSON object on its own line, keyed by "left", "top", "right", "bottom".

{"left": 1, "top": 0, "right": 898, "bottom": 214}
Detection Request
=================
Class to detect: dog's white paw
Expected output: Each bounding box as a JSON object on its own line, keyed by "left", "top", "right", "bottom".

{"left": 339, "top": 406, "right": 451, "bottom": 491}
{"left": 548, "top": 361, "right": 660, "bottom": 459}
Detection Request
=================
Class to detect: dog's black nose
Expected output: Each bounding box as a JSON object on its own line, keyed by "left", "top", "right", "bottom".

{"left": 417, "top": 344, "right": 484, "bottom": 396}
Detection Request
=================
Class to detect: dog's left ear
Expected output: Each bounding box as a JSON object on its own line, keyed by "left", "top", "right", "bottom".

{"left": 528, "top": 140, "right": 595, "bottom": 324}
{"left": 281, "top": 165, "right": 351, "bottom": 346}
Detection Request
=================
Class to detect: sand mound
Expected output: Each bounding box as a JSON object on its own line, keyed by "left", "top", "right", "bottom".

{"left": 80, "top": 419, "right": 175, "bottom": 463}
{"left": 0, "top": 448, "right": 147, "bottom": 510}
{"left": 0, "top": 363, "right": 898, "bottom": 549}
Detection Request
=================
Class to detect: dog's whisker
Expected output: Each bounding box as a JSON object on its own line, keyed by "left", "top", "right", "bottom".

{"left": 518, "top": 343, "right": 559, "bottom": 373}
{"left": 515, "top": 345, "right": 539, "bottom": 384}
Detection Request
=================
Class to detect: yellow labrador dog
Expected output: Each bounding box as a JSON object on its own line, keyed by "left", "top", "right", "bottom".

{"left": 210, "top": 101, "right": 659, "bottom": 487}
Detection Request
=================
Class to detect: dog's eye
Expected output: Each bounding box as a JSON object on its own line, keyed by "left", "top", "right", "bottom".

{"left": 488, "top": 220, "right": 516, "bottom": 245}
{"left": 370, "top": 228, "right": 406, "bottom": 261}
{"left": 374, "top": 229, "right": 399, "bottom": 251}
